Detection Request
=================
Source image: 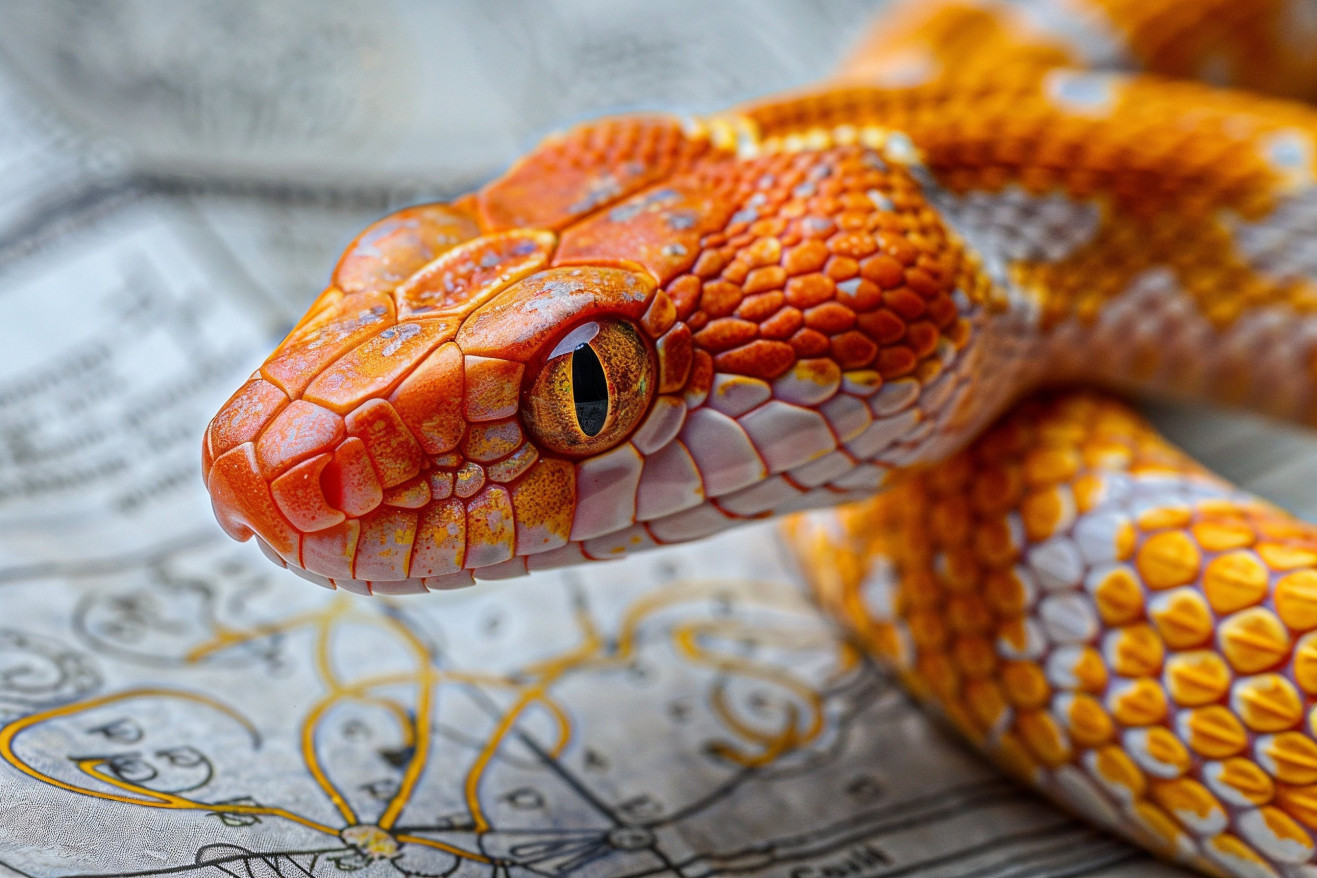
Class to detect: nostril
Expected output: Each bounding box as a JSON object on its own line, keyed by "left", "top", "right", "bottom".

{"left": 320, "top": 437, "right": 383, "bottom": 517}
{"left": 271, "top": 452, "right": 346, "bottom": 532}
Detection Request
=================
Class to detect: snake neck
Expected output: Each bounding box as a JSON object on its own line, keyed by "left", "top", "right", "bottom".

{"left": 731, "top": 71, "right": 1317, "bottom": 428}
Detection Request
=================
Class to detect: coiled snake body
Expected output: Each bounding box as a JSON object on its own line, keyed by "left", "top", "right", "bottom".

{"left": 203, "top": 2, "right": 1317, "bottom": 875}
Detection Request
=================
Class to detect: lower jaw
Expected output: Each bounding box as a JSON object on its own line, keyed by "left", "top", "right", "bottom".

{"left": 254, "top": 537, "right": 479, "bottom": 595}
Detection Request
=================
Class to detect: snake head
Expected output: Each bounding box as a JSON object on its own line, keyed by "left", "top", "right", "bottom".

{"left": 203, "top": 115, "right": 980, "bottom": 594}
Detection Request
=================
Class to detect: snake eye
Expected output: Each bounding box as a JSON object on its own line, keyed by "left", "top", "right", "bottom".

{"left": 524, "top": 319, "right": 655, "bottom": 456}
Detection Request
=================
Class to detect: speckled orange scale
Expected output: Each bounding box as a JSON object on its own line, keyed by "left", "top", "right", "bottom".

{"left": 204, "top": 2, "right": 1317, "bottom": 873}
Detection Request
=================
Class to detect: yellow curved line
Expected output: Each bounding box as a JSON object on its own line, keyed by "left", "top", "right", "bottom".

{"left": 394, "top": 833, "right": 492, "bottom": 862}
{"left": 672, "top": 620, "right": 826, "bottom": 759}
{"left": 464, "top": 597, "right": 601, "bottom": 834}
{"left": 76, "top": 761, "right": 341, "bottom": 834}
{"left": 376, "top": 604, "right": 444, "bottom": 830}
{"left": 300, "top": 695, "right": 360, "bottom": 825}
{"left": 185, "top": 603, "right": 346, "bottom": 663}
{"left": 0, "top": 688, "right": 338, "bottom": 835}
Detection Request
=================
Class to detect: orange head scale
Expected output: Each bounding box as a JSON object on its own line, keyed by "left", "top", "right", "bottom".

{"left": 201, "top": 115, "right": 984, "bottom": 594}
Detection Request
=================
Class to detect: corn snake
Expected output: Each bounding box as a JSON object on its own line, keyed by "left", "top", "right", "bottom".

{"left": 203, "top": 2, "right": 1317, "bottom": 874}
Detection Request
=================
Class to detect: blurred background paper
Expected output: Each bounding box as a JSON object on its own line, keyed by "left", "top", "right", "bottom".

{"left": 0, "top": 2, "right": 1311, "bottom": 876}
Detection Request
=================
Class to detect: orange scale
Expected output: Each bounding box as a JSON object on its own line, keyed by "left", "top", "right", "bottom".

{"left": 1149, "top": 588, "right": 1215, "bottom": 650}
{"left": 915, "top": 651, "right": 961, "bottom": 702}
{"left": 1205, "top": 835, "right": 1274, "bottom": 873}
{"left": 699, "top": 281, "right": 744, "bottom": 319}
{"left": 830, "top": 331, "right": 879, "bottom": 369}
{"left": 1233, "top": 674, "right": 1304, "bottom": 733}
{"left": 928, "top": 496, "right": 971, "bottom": 544}
{"left": 803, "top": 301, "right": 856, "bottom": 333}
{"left": 1106, "top": 624, "right": 1165, "bottom": 678}
{"left": 409, "top": 498, "right": 466, "bottom": 578}
{"left": 1149, "top": 778, "right": 1227, "bottom": 835}
{"left": 1180, "top": 706, "right": 1249, "bottom": 760}
{"left": 207, "top": 377, "right": 288, "bottom": 462}
{"left": 463, "top": 356, "right": 525, "bottom": 422}
{"left": 456, "top": 266, "right": 655, "bottom": 361}
{"left": 1107, "top": 678, "right": 1168, "bottom": 727}
{"left": 464, "top": 486, "right": 516, "bottom": 569}
{"left": 1276, "top": 784, "right": 1317, "bottom": 831}
{"left": 1022, "top": 446, "right": 1080, "bottom": 488}
{"left": 1091, "top": 745, "right": 1148, "bottom": 801}
{"left": 345, "top": 399, "right": 426, "bottom": 490}
{"left": 1021, "top": 487, "right": 1072, "bottom": 542}
{"left": 1135, "top": 530, "right": 1202, "bottom": 590}
{"left": 1063, "top": 694, "right": 1115, "bottom": 748}
{"left": 1001, "top": 661, "right": 1051, "bottom": 710}
{"left": 394, "top": 230, "right": 554, "bottom": 320}
{"left": 208, "top": 443, "right": 300, "bottom": 555}
{"left": 736, "top": 291, "right": 786, "bottom": 323}
{"left": 904, "top": 322, "right": 941, "bottom": 359}
{"left": 332, "top": 202, "right": 481, "bottom": 296}
{"left": 302, "top": 318, "right": 455, "bottom": 415}
{"left": 271, "top": 453, "right": 344, "bottom": 532}
{"left": 1192, "top": 519, "right": 1257, "bottom": 552}
{"left": 1291, "top": 632, "right": 1317, "bottom": 695}
{"left": 856, "top": 309, "right": 906, "bottom": 345}
{"left": 1258, "top": 543, "right": 1317, "bottom": 571}
{"left": 255, "top": 400, "right": 346, "bottom": 478}
{"left": 509, "top": 458, "right": 575, "bottom": 557}
{"left": 1219, "top": 607, "right": 1291, "bottom": 675}
{"left": 939, "top": 547, "right": 983, "bottom": 593}
{"left": 713, "top": 339, "right": 797, "bottom": 380}
{"left": 320, "top": 437, "right": 383, "bottom": 518}
{"left": 1276, "top": 571, "right": 1317, "bottom": 631}
{"left": 1164, "top": 651, "right": 1233, "bottom": 707}
{"left": 964, "top": 678, "right": 1009, "bottom": 731}
{"left": 951, "top": 636, "right": 998, "bottom": 678}
{"left": 970, "top": 466, "right": 1025, "bottom": 517}
{"left": 993, "top": 730, "right": 1042, "bottom": 782}
{"left": 640, "top": 290, "right": 677, "bottom": 337}
{"left": 947, "top": 595, "right": 994, "bottom": 635}
{"left": 1260, "top": 732, "right": 1317, "bottom": 786}
{"left": 905, "top": 608, "right": 949, "bottom": 652}
{"left": 784, "top": 273, "right": 837, "bottom": 309}
{"left": 824, "top": 256, "right": 860, "bottom": 282}
{"left": 1130, "top": 802, "right": 1191, "bottom": 858}
{"left": 388, "top": 342, "right": 464, "bottom": 456}
{"left": 463, "top": 420, "right": 524, "bottom": 464}
{"left": 760, "top": 305, "right": 805, "bottom": 340}
{"left": 261, "top": 292, "right": 395, "bottom": 397}
{"left": 859, "top": 253, "right": 904, "bottom": 288}
{"left": 1202, "top": 550, "right": 1271, "bottom": 615}
{"left": 972, "top": 516, "right": 1018, "bottom": 569}
{"left": 353, "top": 506, "right": 419, "bottom": 582}
{"left": 1092, "top": 566, "right": 1145, "bottom": 626}
{"left": 667, "top": 274, "right": 703, "bottom": 316}
{"left": 656, "top": 323, "right": 695, "bottom": 393}
{"left": 783, "top": 239, "right": 829, "bottom": 276}
{"left": 984, "top": 568, "right": 1032, "bottom": 616}
{"left": 791, "top": 328, "right": 834, "bottom": 358}
{"left": 1015, "top": 710, "right": 1072, "bottom": 768}
{"left": 300, "top": 519, "right": 360, "bottom": 580}
{"left": 382, "top": 477, "right": 431, "bottom": 510}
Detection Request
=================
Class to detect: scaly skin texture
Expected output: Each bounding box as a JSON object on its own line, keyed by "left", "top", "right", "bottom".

{"left": 203, "top": 2, "right": 1317, "bottom": 873}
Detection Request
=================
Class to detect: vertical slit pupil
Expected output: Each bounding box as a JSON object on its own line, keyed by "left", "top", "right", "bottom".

{"left": 572, "top": 343, "right": 609, "bottom": 437}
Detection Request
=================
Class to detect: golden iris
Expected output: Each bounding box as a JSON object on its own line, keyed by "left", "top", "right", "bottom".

{"left": 524, "top": 320, "right": 655, "bottom": 456}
